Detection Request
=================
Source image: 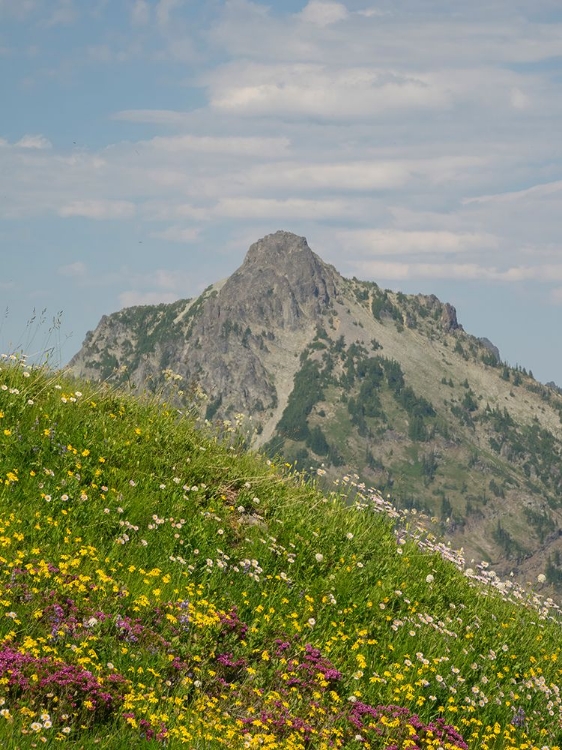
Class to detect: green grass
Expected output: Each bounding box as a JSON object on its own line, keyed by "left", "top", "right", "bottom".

{"left": 1, "top": 356, "right": 562, "bottom": 749}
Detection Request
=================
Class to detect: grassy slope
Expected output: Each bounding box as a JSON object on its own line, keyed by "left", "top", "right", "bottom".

{"left": 1, "top": 359, "right": 562, "bottom": 749}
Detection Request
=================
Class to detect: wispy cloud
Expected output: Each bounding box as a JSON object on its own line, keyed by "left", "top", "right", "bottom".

{"left": 112, "top": 109, "right": 191, "bottom": 126}
{"left": 351, "top": 261, "right": 562, "bottom": 283}
{"left": 297, "top": 1, "right": 349, "bottom": 28}
{"left": 155, "top": 0, "right": 184, "bottom": 28}
{"left": 45, "top": 0, "right": 77, "bottom": 27}
{"left": 58, "top": 261, "right": 87, "bottom": 277}
{"left": 338, "top": 229, "right": 499, "bottom": 256}
{"left": 216, "top": 197, "right": 355, "bottom": 220}
{"left": 58, "top": 201, "right": 136, "bottom": 220}
{"left": 206, "top": 63, "right": 450, "bottom": 119}
{"left": 464, "top": 181, "right": 562, "bottom": 205}
{"left": 131, "top": 0, "right": 150, "bottom": 26}
{"left": 15, "top": 135, "right": 52, "bottom": 149}
{"left": 118, "top": 290, "right": 180, "bottom": 307}
{"left": 150, "top": 226, "right": 200, "bottom": 243}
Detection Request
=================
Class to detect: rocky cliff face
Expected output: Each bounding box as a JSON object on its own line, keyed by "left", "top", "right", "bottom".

{"left": 70, "top": 232, "right": 341, "bottom": 429}
{"left": 70, "top": 230, "right": 562, "bottom": 593}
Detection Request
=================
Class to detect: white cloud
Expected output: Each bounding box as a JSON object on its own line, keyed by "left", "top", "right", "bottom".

{"left": 113, "top": 109, "right": 191, "bottom": 126}
{"left": 145, "top": 133, "right": 291, "bottom": 156}
{"left": 464, "top": 181, "right": 562, "bottom": 205}
{"left": 338, "top": 229, "right": 499, "bottom": 255}
{"left": 150, "top": 226, "right": 200, "bottom": 243}
{"left": 144, "top": 202, "right": 211, "bottom": 221}
{"left": 206, "top": 63, "right": 450, "bottom": 119}
{"left": 0, "top": 0, "right": 37, "bottom": 20}
{"left": 351, "top": 260, "right": 562, "bottom": 283}
{"left": 350, "top": 260, "right": 494, "bottom": 281}
{"left": 58, "top": 261, "right": 87, "bottom": 277}
{"left": 131, "top": 0, "right": 150, "bottom": 25}
{"left": 241, "top": 160, "right": 412, "bottom": 192}
{"left": 155, "top": 0, "right": 183, "bottom": 27}
{"left": 216, "top": 197, "right": 354, "bottom": 220}
{"left": 16, "top": 135, "right": 52, "bottom": 149}
{"left": 356, "top": 8, "right": 384, "bottom": 18}
{"left": 45, "top": 0, "right": 77, "bottom": 27}
{"left": 510, "top": 87, "right": 530, "bottom": 110}
{"left": 119, "top": 290, "right": 180, "bottom": 307}
{"left": 550, "top": 287, "right": 562, "bottom": 305}
{"left": 58, "top": 200, "right": 136, "bottom": 220}
{"left": 298, "top": 1, "right": 349, "bottom": 27}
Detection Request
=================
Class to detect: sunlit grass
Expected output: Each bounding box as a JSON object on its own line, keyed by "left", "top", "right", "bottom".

{"left": 1, "top": 354, "right": 561, "bottom": 748}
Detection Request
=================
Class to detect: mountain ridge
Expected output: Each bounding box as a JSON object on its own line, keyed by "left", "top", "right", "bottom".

{"left": 70, "top": 230, "right": 562, "bottom": 589}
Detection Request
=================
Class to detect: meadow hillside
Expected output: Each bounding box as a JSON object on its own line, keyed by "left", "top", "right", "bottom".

{"left": 1, "top": 355, "right": 562, "bottom": 749}
{"left": 69, "top": 232, "right": 562, "bottom": 588}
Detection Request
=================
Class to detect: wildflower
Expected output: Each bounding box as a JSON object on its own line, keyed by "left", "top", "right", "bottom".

{"left": 315, "top": 553, "right": 324, "bottom": 562}
{"left": 426, "top": 574, "right": 435, "bottom": 583}
{"left": 31, "top": 722, "right": 42, "bottom": 731}
{"left": 537, "top": 573, "right": 546, "bottom": 583}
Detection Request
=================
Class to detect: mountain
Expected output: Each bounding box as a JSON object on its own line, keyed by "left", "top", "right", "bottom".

{"left": 70, "top": 230, "right": 562, "bottom": 588}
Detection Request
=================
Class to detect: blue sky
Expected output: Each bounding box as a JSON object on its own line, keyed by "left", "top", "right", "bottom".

{"left": 1, "top": 0, "right": 561, "bottom": 383}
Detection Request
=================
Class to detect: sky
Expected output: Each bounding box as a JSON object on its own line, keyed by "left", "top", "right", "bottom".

{"left": 1, "top": 0, "right": 562, "bottom": 383}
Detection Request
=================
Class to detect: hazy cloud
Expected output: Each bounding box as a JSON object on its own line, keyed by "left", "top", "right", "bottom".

{"left": 16, "top": 135, "right": 52, "bottom": 149}
{"left": 156, "top": 0, "right": 183, "bottom": 27}
{"left": 144, "top": 133, "right": 291, "bottom": 156}
{"left": 216, "top": 197, "right": 355, "bottom": 220}
{"left": 58, "top": 201, "right": 136, "bottom": 220}
{"left": 464, "top": 181, "right": 562, "bottom": 205}
{"left": 131, "top": 0, "right": 150, "bottom": 25}
{"left": 119, "top": 290, "right": 180, "bottom": 307}
{"left": 550, "top": 287, "right": 562, "bottom": 306}
{"left": 58, "top": 261, "right": 87, "bottom": 277}
{"left": 338, "top": 229, "right": 499, "bottom": 256}
{"left": 150, "top": 226, "right": 200, "bottom": 243}
{"left": 45, "top": 0, "right": 77, "bottom": 27}
{"left": 350, "top": 261, "right": 562, "bottom": 283}
{"left": 206, "top": 63, "right": 450, "bottom": 119}
{"left": 0, "top": 0, "right": 38, "bottom": 20}
{"left": 298, "top": 1, "right": 349, "bottom": 27}
{"left": 113, "top": 109, "right": 192, "bottom": 126}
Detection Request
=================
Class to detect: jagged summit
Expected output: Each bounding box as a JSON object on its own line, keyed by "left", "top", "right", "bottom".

{"left": 242, "top": 230, "right": 313, "bottom": 267}
{"left": 218, "top": 231, "right": 339, "bottom": 328}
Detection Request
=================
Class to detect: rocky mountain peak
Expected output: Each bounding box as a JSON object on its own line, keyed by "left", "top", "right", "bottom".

{"left": 242, "top": 230, "right": 313, "bottom": 268}
{"left": 217, "top": 231, "right": 339, "bottom": 329}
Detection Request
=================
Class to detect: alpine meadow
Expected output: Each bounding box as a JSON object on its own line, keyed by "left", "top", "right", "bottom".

{"left": 2, "top": 346, "right": 562, "bottom": 748}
